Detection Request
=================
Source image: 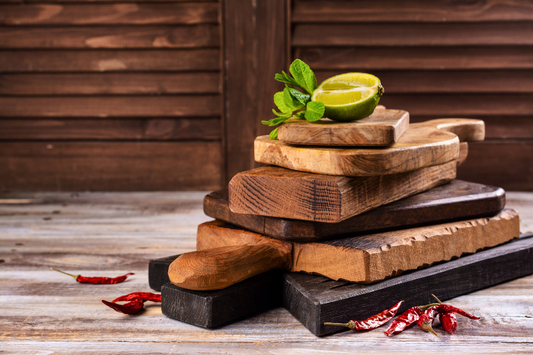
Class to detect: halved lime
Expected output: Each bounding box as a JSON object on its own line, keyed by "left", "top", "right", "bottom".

{"left": 312, "top": 73, "right": 384, "bottom": 122}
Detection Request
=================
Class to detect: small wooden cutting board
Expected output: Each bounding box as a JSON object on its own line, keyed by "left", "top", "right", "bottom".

{"left": 255, "top": 118, "right": 484, "bottom": 176}
{"left": 167, "top": 209, "right": 520, "bottom": 290}
{"left": 277, "top": 108, "right": 409, "bottom": 146}
{"left": 205, "top": 180, "right": 505, "bottom": 242}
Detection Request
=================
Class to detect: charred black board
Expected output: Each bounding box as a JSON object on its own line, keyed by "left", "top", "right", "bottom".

{"left": 150, "top": 255, "right": 282, "bottom": 328}
{"left": 204, "top": 180, "right": 505, "bottom": 242}
{"left": 283, "top": 233, "right": 533, "bottom": 336}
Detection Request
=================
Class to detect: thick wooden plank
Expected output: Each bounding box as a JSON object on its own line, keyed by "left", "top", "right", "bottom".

{"left": 315, "top": 70, "right": 533, "bottom": 94}
{"left": 0, "top": 141, "right": 223, "bottom": 191}
{"left": 293, "top": 23, "right": 533, "bottom": 46}
{"left": 294, "top": 46, "right": 533, "bottom": 70}
{"left": 285, "top": 233, "right": 533, "bottom": 336}
{"left": 204, "top": 180, "right": 506, "bottom": 242}
{"left": 0, "top": 25, "right": 220, "bottom": 48}
{"left": 380, "top": 94, "right": 533, "bottom": 116}
{"left": 228, "top": 162, "right": 457, "bottom": 223}
{"left": 0, "top": 73, "right": 220, "bottom": 95}
{"left": 292, "top": 0, "right": 533, "bottom": 22}
{"left": 0, "top": 95, "right": 220, "bottom": 117}
{"left": 277, "top": 108, "right": 409, "bottom": 147}
{"left": 458, "top": 140, "right": 533, "bottom": 191}
{"left": 0, "top": 118, "right": 221, "bottom": 140}
{"left": 172, "top": 210, "right": 519, "bottom": 289}
{"left": 0, "top": 3, "right": 218, "bottom": 25}
{"left": 0, "top": 49, "right": 220, "bottom": 72}
{"left": 256, "top": 119, "right": 482, "bottom": 177}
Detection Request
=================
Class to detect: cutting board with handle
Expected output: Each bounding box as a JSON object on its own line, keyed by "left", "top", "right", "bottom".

{"left": 255, "top": 118, "right": 484, "bottom": 176}
{"left": 168, "top": 209, "right": 520, "bottom": 291}
{"left": 277, "top": 107, "right": 409, "bottom": 146}
{"left": 205, "top": 180, "right": 505, "bottom": 242}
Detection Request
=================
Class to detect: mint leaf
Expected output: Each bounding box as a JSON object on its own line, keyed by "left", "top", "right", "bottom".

{"left": 272, "top": 109, "right": 292, "bottom": 118}
{"left": 283, "top": 87, "right": 305, "bottom": 111}
{"left": 304, "top": 101, "right": 325, "bottom": 122}
{"left": 262, "top": 116, "right": 291, "bottom": 127}
{"left": 273, "top": 91, "right": 290, "bottom": 113}
{"left": 288, "top": 87, "right": 311, "bottom": 106}
{"left": 289, "top": 59, "right": 317, "bottom": 95}
{"left": 269, "top": 127, "right": 279, "bottom": 140}
{"left": 294, "top": 111, "right": 306, "bottom": 119}
{"left": 275, "top": 71, "right": 301, "bottom": 90}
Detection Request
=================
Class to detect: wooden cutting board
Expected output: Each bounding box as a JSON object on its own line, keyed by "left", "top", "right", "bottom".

{"left": 229, "top": 159, "right": 458, "bottom": 223}
{"left": 255, "top": 118, "right": 484, "bottom": 176}
{"left": 167, "top": 209, "right": 520, "bottom": 290}
{"left": 206, "top": 180, "right": 505, "bottom": 242}
{"left": 277, "top": 107, "right": 409, "bottom": 146}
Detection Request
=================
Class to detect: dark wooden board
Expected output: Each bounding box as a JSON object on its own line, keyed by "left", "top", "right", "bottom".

{"left": 161, "top": 269, "right": 283, "bottom": 329}
{"left": 283, "top": 233, "right": 533, "bottom": 336}
{"left": 205, "top": 180, "right": 505, "bottom": 242}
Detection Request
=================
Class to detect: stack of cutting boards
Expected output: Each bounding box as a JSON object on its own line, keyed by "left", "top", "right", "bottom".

{"left": 151, "top": 107, "right": 529, "bottom": 335}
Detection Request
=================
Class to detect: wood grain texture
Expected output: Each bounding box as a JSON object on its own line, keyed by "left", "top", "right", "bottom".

{"left": 256, "top": 119, "right": 483, "bottom": 177}
{"left": 0, "top": 73, "right": 220, "bottom": 95}
{"left": 0, "top": 49, "right": 220, "bottom": 72}
{"left": 228, "top": 161, "right": 457, "bottom": 223}
{"left": 1, "top": 191, "right": 533, "bottom": 352}
{"left": 0, "top": 141, "right": 223, "bottom": 191}
{"left": 0, "top": 95, "right": 220, "bottom": 117}
{"left": 285, "top": 233, "right": 533, "bottom": 336}
{"left": 294, "top": 46, "right": 533, "bottom": 70}
{"left": 0, "top": 118, "right": 221, "bottom": 140}
{"left": 204, "top": 180, "right": 506, "bottom": 242}
{"left": 188, "top": 210, "right": 519, "bottom": 288}
{"left": 293, "top": 23, "right": 533, "bottom": 46}
{"left": 0, "top": 25, "right": 220, "bottom": 48}
{"left": 277, "top": 108, "right": 409, "bottom": 147}
{"left": 0, "top": 3, "right": 219, "bottom": 25}
{"left": 292, "top": 0, "right": 533, "bottom": 22}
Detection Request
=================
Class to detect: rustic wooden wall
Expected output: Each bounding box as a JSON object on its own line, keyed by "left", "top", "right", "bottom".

{"left": 0, "top": 0, "right": 223, "bottom": 191}
{"left": 293, "top": 0, "right": 533, "bottom": 191}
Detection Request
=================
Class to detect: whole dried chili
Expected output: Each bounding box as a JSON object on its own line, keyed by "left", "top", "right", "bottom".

{"left": 432, "top": 304, "right": 480, "bottom": 320}
{"left": 324, "top": 300, "right": 404, "bottom": 331}
{"left": 418, "top": 305, "right": 441, "bottom": 337}
{"left": 51, "top": 268, "right": 134, "bottom": 284}
{"left": 384, "top": 306, "right": 422, "bottom": 336}
{"left": 440, "top": 312, "right": 457, "bottom": 334}
{"left": 418, "top": 304, "right": 480, "bottom": 337}
{"left": 113, "top": 292, "right": 161, "bottom": 303}
{"left": 102, "top": 299, "right": 144, "bottom": 315}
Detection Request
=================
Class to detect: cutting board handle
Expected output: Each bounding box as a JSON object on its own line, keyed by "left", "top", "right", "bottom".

{"left": 429, "top": 118, "right": 485, "bottom": 142}
{"left": 168, "top": 244, "right": 292, "bottom": 291}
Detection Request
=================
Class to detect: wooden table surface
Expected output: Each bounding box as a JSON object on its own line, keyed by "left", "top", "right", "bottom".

{"left": 1, "top": 191, "right": 532, "bottom": 354}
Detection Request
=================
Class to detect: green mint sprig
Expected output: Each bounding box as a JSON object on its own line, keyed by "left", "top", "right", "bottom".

{"left": 262, "top": 59, "right": 325, "bottom": 139}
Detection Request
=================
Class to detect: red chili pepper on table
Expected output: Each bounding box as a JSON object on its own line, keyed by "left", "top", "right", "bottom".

{"left": 418, "top": 304, "right": 480, "bottom": 337}
{"left": 324, "top": 300, "right": 404, "bottom": 331}
{"left": 113, "top": 292, "right": 161, "bottom": 303}
{"left": 418, "top": 305, "right": 441, "bottom": 337}
{"left": 102, "top": 299, "right": 144, "bottom": 315}
{"left": 384, "top": 306, "right": 423, "bottom": 336}
{"left": 51, "top": 268, "right": 134, "bottom": 284}
{"left": 440, "top": 312, "right": 458, "bottom": 334}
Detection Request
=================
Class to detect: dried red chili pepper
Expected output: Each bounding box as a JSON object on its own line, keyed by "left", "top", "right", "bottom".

{"left": 433, "top": 304, "right": 480, "bottom": 320}
{"left": 324, "top": 300, "right": 404, "bottom": 331}
{"left": 51, "top": 268, "right": 134, "bottom": 284}
{"left": 384, "top": 306, "right": 422, "bottom": 336}
{"left": 113, "top": 292, "right": 161, "bottom": 303}
{"left": 102, "top": 299, "right": 144, "bottom": 315}
{"left": 418, "top": 305, "right": 440, "bottom": 337}
{"left": 440, "top": 311, "right": 457, "bottom": 334}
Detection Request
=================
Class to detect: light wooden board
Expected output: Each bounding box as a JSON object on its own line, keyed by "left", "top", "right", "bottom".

{"left": 169, "top": 210, "right": 520, "bottom": 290}
{"left": 1, "top": 191, "right": 533, "bottom": 353}
{"left": 255, "top": 118, "right": 483, "bottom": 176}
{"left": 228, "top": 161, "right": 457, "bottom": 223}
{"left": 277, "top": 108, "right": 409, "bottom": 146}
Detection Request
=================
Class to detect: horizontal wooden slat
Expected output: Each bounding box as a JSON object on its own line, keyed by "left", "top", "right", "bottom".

{"left": 0, "top": 118, "right": 221, "bottom": 140}
{"left": 0, "top": 95, "right": 221, "bottom": 117}
{"left": 315, "top": 70, "right": 533, "bottom": 93}
{"left": 0, "top": 25, "right": 219, "bottom": 48}
{"left": 293, "top": 23, "right": 533, "bottom": 46}
{"left": 0, "top": 0, "right": 213, "bottom": 2}
{"left": 0, "top": 141, "right": 223, "bottom": 191}
{"left": 0, "top": 3, "right": 218, "bottom": 25}
{"left": 381, "top": 94, "right": 533, "bottom": 116}
{"left": 292, "top": 0, "right": 533, "bottom": 23}
{"left": 0, "top": 49, "right": 220, "bottom": 72}
{"left": 457, "top": 140, "right": 533, "bottom": 191}
{"left": 294, "top": 46, "right": 533, "bottom": 70}
{"left": 0, "top": 73, "right": 220, "bottom": 95}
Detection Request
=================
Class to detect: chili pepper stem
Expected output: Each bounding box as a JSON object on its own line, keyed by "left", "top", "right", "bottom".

{"left": 324, "top": 321, "right": 355, "bottom": 329}
{"left": 51, "top": 268, "right": 79, "bottom": 280}
{"left": 420, "top": 321, "right": 440, "bottom": 338}
{"left": 431, "top": 294, "right": 443, "bottom": 304}
{"left": 418, "top": 302, "right": 441, "bottom": 312}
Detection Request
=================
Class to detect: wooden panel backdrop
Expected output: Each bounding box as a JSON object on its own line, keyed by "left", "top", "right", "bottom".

{"left": 0, "top": 0, "right": 223, "bottom": 191}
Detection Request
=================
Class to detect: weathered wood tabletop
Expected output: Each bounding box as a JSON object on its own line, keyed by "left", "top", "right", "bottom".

{"left": 1, "top": 191, "right": 532, "bottom": 354}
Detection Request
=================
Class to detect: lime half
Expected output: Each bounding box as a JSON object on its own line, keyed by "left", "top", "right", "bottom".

{"left": 312, "top": 73, "right": 384, "bottom": 122}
